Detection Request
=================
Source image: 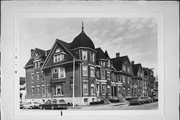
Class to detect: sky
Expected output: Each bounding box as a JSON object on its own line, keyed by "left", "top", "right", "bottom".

{"left": 19, "top": 17, "right": 157, "bottom": 77}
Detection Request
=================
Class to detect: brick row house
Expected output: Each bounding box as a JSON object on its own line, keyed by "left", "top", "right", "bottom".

{"left": 24, "top": 25, "right": 157, "bottom": 105}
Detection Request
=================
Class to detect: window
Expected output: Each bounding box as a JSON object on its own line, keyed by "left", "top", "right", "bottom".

{"left": 42, "top": 85, "right": 45, "bottom": 96}
{"left": 107, "top": 71, "right": 110, "bottom": 80}
{"left": 102, "top": 84, "right": 106, "bottom": 95}
{"left": 55, "top": 48, "right": 61, "bottom": 53}
{"left": 123, "top": 76, "right": 125, "bottom": 83}
{"left": 38, "top": 62, "right": 41, "bottom": 68}
{"left": 52, "top": 67, "right": 65, "bottom": 79}
{"left": 127, "top": 67, "right": 130, "bottom": 73}
{"left": 31, "top": 73, "right": 34, "bottom": 81}
{"left": 90, "top": 84, "right": 95, "bottom": 95}
{"left": 59, "top": 67, "right": 65, "bottom": 78}
{"left": 107, "top": 60, "right": 110, "bottom": 67}
{"left": 101, "top": 69, "right": 105, "bottom": 79}
{"left": 118, "top": 86, "right": 121, "bottom": 94}
{"left": 56, "top": 84, "right": 63, "bottom": 96}
{"left": 83, "top": 82, "right": 88, "bottom": 95}
{"left": 101, "top": 61, "right": 105, "bottom": 66}
{"left": 41, "top": 71, "right": 44, "bottom": 81}
{"left": 37, "top": 72, "right": 39, "bottom": 80}
{"left": 54, "top": 54, "right": 64, "bottom": 62}
{"left": 82, "top": 65, "right": 88, "bottom": 76}
{"left": 90, "top": 52, "right": 95, "bottom": 62}
{"left": 90, "top": 67, "right": 95, "bottom": 77}
{"left": 35, "top": 62, "right": 38, "bottom": 68}
{"left": 31, "top": 87, "right": 34, "bottom": 95}
{"left": 37, "top": 86, "right": 40, "bottom": 95}
{"left": 82, "top": 50, "right": 88, "bottom": 60}
{"left": 52, "top": 68, "right": 58, "bottom": 78}
{"left": 122, "top": 64, "right": 126, "bottom": 71}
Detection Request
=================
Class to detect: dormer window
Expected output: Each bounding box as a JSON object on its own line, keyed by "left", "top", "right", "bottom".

{"left": 53, "top": 54, "right": 65, "bottom": 63}
{"left": 82, "top": 50, "right": 88, "bottom": 60}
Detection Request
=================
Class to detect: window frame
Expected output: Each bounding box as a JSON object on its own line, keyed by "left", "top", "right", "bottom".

{"left": 83, "top": 82, "right": 88, "bottom": 95}
{"left": 55, "top": 84, "right": 64, "bottom": 96}
{"left": 82, "top": 50, "right": 88, "bottom": 61}
{"left": 82, "top": 65, "right": 88, "bottom": 76}
{"left": 36, "top": 72, "right": 39, "bottom": 80}
{"left": 101, "top": 69, "right": 105, "bottom": 79}
{"left": 90, "top": 67, "right": 95, "bottom": 77}
{"left": 90, "top": 83, "right": 95, "bottom": 95}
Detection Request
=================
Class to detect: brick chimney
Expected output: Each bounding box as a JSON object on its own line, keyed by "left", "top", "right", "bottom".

{"left": 31, "top": 49, "right": 35, "bottom": 57}
{"left": 131, "top": 61, "right": 134, "bottom": 65}
{"left": 116, "top": 53, "right": 120, "bottom": 58}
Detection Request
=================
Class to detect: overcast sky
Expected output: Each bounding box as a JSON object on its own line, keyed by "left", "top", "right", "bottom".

{"left": 19, "top": 17, "right": 157, "bottom": 77}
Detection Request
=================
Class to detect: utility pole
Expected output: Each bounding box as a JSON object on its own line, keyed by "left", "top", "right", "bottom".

{"left": 72, "top": 58, "right": 75, "bottom": 107}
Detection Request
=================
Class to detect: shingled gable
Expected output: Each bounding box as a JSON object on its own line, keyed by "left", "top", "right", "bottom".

{"left": 41, "top": 39, "right": 75, "bottom": 70}
{"left": 111, "top": 56, "right": 130, "bottom": 71}
{"left": 132, "top": 63, "right": 142, "bottom": 76}
{"left": 25, "top": 48, "right": 48, "bottom": 68}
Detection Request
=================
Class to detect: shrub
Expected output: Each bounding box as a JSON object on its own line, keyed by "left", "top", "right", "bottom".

{"left": 90, "top": 100, "right": 104, "bottom": 105}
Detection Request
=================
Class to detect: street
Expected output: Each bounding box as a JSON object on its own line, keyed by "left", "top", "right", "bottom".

{"left": 21, "top": 102, "right": 158, "bottom": 111}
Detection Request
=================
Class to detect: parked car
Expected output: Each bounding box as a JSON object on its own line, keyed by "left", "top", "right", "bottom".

{"left": 39, "top": 99, "right": 68, "bottom": 110}
{"left": 31, "top": 102, "right": 40, "bottom": 109}
{"left": 23, "top": 102, "right": 33, "bottom": 109}
{"left": 129, "top": 97, "right": 145, "bottom": 105}
{"left": 141, "top": 97, "right": 153, "bottom": 103}
{"left": 20, "top": 102, "right": 25, "bottom": 109}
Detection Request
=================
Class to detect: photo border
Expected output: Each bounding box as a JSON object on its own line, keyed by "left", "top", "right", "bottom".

{"left": 1, "top": 1, "right": 179, "bottom": 120}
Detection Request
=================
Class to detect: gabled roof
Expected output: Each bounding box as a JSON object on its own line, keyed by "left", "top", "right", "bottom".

{"left": 111, "top": 56, "right": 129, "bottom": 71}
{"left": 95, "top": 47, "right": 107, "bottom": 60}
{"left": 104, "top": 50, "right": 110, "bottom": 59}
{"left": 132, "top": 63, "right": 142, "bottom": 76}
{"left": 25, "top": 48, "right": 49, "bottom": 68}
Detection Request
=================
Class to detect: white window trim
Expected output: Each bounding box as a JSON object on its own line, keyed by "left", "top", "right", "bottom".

{"left": 59, "top": 67, "right": 66, "bottom": 78}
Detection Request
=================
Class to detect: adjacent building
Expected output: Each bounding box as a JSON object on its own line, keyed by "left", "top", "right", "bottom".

{"left": 24, "top": 24, "right": 157, "bottom": 105}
